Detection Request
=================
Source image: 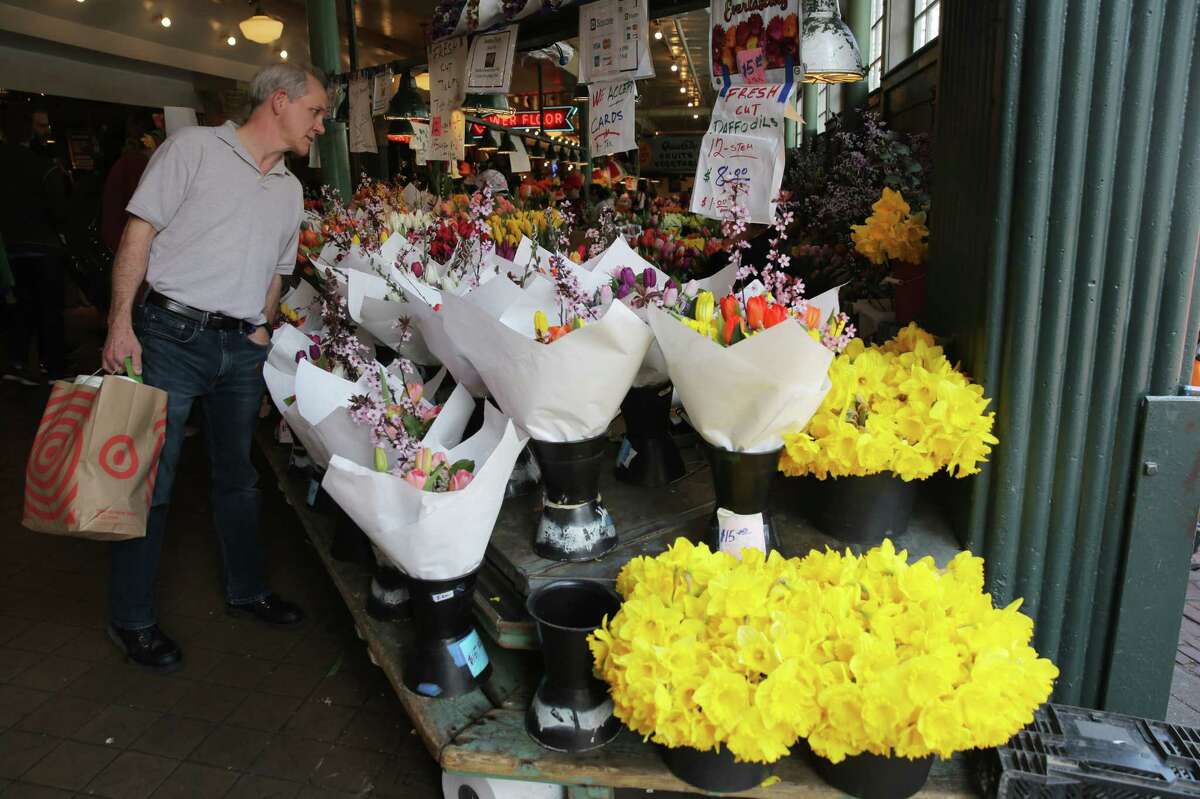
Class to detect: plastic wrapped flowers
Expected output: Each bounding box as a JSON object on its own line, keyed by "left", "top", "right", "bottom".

{"left": 588, "top": 538, "right": 1058, "bottom": 766}
{"left": 779, "top": 323, "right": 999, "bottom": 481}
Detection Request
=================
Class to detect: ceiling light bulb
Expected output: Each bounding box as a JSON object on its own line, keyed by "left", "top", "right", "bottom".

{"left": 679, "top": 86, "right": 686, "bottom": 94}
{"left": 687, "top": 101, "right": 694, "bottom": 107}
{"left": 279, "top": 50, "right": 288, "bottom": 60}
{"left": 693, "top": 113, "right": 699, "bottom": 119}
{"left": 227, "top": 35, "right": 237, "bottom": 46}
{"left": 654, "top": 29, "right": 663, "bottom": 40}
{"left": 670, "top": 64, "right": 678, "bottom": 72}
{"left": 160, "top": 16, "right": 172, "bottom": 27}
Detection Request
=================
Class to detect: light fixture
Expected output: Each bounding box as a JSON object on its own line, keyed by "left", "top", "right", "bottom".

{"left": 462, "top": 94, "right": 510, "bottom": 114}
{"left": 670, "top": 63, "right": 678, "bottom": 73}
{"left": 227, "top": 35, "right": 237, "bottom": 46}
{"left": 693, "top": 113, "right": 699, "bottom": 119}
{"left": 800, "top": 0, "right": 866, "bottom": 83}
{"left": 279, "top": 49, "right": 288, "bottom": 60}
{"left": 385, "top": 72, "right": 428, "bottom": 121}
{"left": 159, "top": 15, "right": 172, "bottom": 28}
{"left": 239, "top": 4, "right": 284, "bottom": 44}
{"left": 687, "top": 101, "right": 694, "bottom": 108}
{"left": 679, "top": 86, "right": 686, "bottom": 94}
{"left": 653, "top": 29, "right": 663, "bottom": 40}
{"left": 414, "top": 72, "right": 430, "bottom": 91}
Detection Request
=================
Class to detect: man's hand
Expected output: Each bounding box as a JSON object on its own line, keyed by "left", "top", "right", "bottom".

{"left": 102, "top": 324, "right": 142, "bottom": 375}
{"left": 248, "top": 325, "right": 270, "bottom": 347}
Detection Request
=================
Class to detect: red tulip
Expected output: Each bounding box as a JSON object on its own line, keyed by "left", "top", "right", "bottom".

{"left": 746, "top": 295, "right": 767, "bottom": 330}
{"left": 719, "top": 294, "right": 741, "bottom": 322}
{"left": 803, "top": 305, "right": 821, "bottom": 329}
{"left": 763, "top": 303, "right": 788, "bottom": 329}
{"left": 722, "top": 314, "right": 739, "bottom": 345}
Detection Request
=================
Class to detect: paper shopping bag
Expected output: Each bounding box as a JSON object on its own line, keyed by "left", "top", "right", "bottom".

{"left": 22, "top": 376, "right": 168, "bottom": 541}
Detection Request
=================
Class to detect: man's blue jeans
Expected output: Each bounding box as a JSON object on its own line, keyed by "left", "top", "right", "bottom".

{"left": 109, "top": 303, "right": 271, "bottom": 630}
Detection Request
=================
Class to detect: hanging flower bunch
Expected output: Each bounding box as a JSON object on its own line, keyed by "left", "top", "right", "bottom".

{"left": 588, "top": 537, "right": 1058, "bottom": 765}
{"left": 780, "top": 323, "right": 998, "bottom": 481}
{"left": 851, "top": 187, "right": 929, "bottom": 266}
{"left": 396, "top": 447, "right": 475, "bottom": 492}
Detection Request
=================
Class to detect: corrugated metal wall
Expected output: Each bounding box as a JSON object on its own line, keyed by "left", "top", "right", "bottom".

{"left": 928, "top": 0, "right": 1200, "bottom": 710}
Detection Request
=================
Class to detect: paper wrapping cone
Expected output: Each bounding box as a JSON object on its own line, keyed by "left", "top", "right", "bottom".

{"left": 280, "top": 281, "right": 323, "bottom": 333}
{"left": 647, "top": 306, "right": 834, "bottom": 453}
{"left": 291, "top": 359, "right": 374, "bottom": 470}
{"left": 347, "top": 270, "right": 437, "bottom": 365}
{"left": 441, "top": 292, "right": 652, "bottom": 442}
{"left": 322, "top": 395, "right": 527, "bottom": 580}
{"left": 588, "top": 238, "right": 738, "bottom": 387}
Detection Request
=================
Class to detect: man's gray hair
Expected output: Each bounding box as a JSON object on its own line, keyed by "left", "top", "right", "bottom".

{"left": 249, "top": 63, "right": 329, "bottom": 107}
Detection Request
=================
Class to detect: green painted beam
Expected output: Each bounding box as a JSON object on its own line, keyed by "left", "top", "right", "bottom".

{"left": 802, "top": 84, "right": 818, "bottom": 145}
{"left": 307, "top": 0, "right": 352, "bottom": 201}
{"left": 843, "top": 0, "right": 872, "bottom": 112}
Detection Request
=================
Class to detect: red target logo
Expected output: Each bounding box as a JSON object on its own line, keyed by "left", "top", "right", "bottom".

{"left": 99, "top": 435, "right": 139, "bottom": 479}
{"left": 24, "top": 387, "right": 96, "bottom": 523}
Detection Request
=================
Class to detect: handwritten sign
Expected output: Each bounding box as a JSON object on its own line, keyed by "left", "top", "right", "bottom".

{"left": 588, "top": 80, "right": 637, "bottom": 157}
{"left": 466, "top": 25, "right": 518, "bottom": 93}
{"left": 737, "top": 48, "right": 766, "bottom": 84}
{"left": 428, "top": 36, "right": 468, "bottom": 162}
{"left": 710, "top": 0, "right": 800, "bottom": 89}
{"left": 371, "top": 70, "right": 392, "bottom": 116}
{"left": 646, "top": 135, "right": 703, "bottom": 173}
{"left": 450, "top": 629, "right": 490, "bottom": 678}
{"left": 691, "top": 83, "right": 788, "bottom": 224}
{"left": 715, "top": 508, "right": 767, "bottom": 559}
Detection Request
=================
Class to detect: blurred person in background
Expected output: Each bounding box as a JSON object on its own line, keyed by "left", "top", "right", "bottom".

{"left": 101, "top": 113, "right": 157, "bottom": 253}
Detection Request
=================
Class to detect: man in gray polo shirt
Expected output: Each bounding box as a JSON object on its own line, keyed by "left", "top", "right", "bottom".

{"left": 100, "top": 64, "right": 329, "bottom": 671}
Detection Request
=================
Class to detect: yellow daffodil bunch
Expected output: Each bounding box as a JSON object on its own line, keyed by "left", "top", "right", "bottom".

{"left": 851, "top": 188, "right": 929, "bottom": 266}
{"left": 487, "top": 210, "right": 553, "bottom": 248}
{"left": 780, "top": 323, "right": 998, "bottom": 481}
{"left": 589, "top": 538, "right": 1058, "bottom": 766}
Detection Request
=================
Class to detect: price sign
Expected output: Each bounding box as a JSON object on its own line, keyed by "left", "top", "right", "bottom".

{"left": 715, "top": 508, "right": 766, "bottom": 559}
{"left": 428, "top": 35, "right": 468, "bottom": 162}
{"left": 737, "top": 48, "right": 766, "bottom": 84}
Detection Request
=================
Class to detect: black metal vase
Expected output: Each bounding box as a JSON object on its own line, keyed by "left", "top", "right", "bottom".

{"left": 808, "top": 474, "right": 917, "bottom": 547}
{"left": 529, "top": 436, "right": 617, "bottom": 562}
{"left": 366, "top": 560, "right": 411, "bottom": 621}
{"left": 525, "top": 580, "right": 622, "bottom": 752}
{"left": 704, "top": 446, "right": 783, "bottom": 557}
{"left": 614, "top": 383, "right": 685, "bottom": 488}
{"left": 661, "top": 745, "right": 773, "bottom": 793}
{"left": 808, "top": 749, "right": 933, "bottom": 799}
{"left": 402, "top": 569, "right": 491, "bottom": 699}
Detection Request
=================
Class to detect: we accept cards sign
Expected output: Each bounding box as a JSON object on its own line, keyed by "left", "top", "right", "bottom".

{"left": 588, "top": 80, "right": 637, "bottom": 157}
{"left": 690, "top": 83, "right": 790, "bottom": 224}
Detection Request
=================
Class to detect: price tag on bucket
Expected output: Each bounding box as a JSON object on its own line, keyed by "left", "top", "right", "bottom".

{"left": 449, "top": 629, "right": 489, "bottom": 677}
{"left": 716, "top": 508, "right": 765, "bottom": 559}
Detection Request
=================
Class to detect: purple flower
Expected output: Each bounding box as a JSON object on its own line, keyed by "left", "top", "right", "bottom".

{"left": 642, "top": 268, "right": 656, "bottom": 289}
{"left": 619, "top": 267, "right": 636, "bottom": 286}
{"left": 615, "top": 282, "right": 632, "bottom": 300}
{"left": 308, "top": 344, "right": 321, "bottom": 360}
{"left": 295, "top": 351, "right": 307, "bottom": 363}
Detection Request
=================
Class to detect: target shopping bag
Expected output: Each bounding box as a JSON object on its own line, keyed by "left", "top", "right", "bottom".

{"left": 22, "top": 375, "right": 167, "bottom": 541}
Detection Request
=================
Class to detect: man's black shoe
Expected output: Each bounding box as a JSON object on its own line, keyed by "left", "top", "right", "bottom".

{"left": 226, "top": 594, "right": 305, "bottom": 626}
{"left": 107, "top": 624, "right": 183, "bottom": 673}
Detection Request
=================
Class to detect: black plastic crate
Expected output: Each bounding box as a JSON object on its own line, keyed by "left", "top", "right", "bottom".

{"left": 980, "top": 703, "right": 1200, "bottom": 799}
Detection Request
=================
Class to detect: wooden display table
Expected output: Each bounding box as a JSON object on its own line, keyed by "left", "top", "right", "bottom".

{"left": 258, "top": 427, "right": 976, "bottom": 798}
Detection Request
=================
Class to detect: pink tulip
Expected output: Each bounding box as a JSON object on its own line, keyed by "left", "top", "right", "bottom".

{"left": 431, "top": 451, "right": 447, "bottom": 468}
{"left": 406, "top": 382, "right": 423, "bottom": 404}
{"left": 449, "top": 469, "right": 473, "bottom": 491}
{"left": 420, "top": 405, "right": 441, "bottom": 423}
{"left": 404, "top": 469, "right": 426, "bottom": 488}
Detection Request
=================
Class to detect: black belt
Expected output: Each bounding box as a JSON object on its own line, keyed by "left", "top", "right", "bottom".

{"left": 145, "top": 291, "right": 253, "bottom": 331}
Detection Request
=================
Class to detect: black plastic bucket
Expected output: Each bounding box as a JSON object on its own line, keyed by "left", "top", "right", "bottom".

{"left": 809, "top": 474, "right": 917, "bottom": 546}
{"left": 808, "top": 749, "right": 933, "bottom": 799}
{"left": 661, "top": 744, "right": 773, "bottom": 793}
{"left": 525, "top": 580, "right": 623, "bottom": 752}
{"left": 614, "top": 383, "right": 685, "bottom": 488}
{"left": 529, "top": 436, "right": 617, "bottom": 561}
{"left": 402, "top": 569, "right": 491, "bottom": 699}
{"left": 704, "top": 445, "right": 783, "bottom": 556}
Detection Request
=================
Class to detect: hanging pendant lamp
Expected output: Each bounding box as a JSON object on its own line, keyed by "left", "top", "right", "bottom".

{"left": 239, "top": 3, "right": 284, "bottom": 44}
{"left": 800, "top": 0, "right": 865, "bottom": 84}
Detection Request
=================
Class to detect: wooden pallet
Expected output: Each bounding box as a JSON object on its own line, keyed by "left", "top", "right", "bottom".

{"left": 258, "top": 428, "right": 977, "bottom": 797}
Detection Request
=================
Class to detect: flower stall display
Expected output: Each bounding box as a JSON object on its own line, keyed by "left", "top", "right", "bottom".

{"left": 648, "top": 202, "right": 851, "bottom": 558}
{"left": 322, "top": 386, "right": 526, "bottom": 699}
{"left": 778, "top": 323, "right": 998, "bottom": 544}
{"left": 851, "top": 187, "right": 930, "bottom": 322}
{"left": 588, "top": 537, "right": 1058, "bottom": 797}
{"left": 440, "top": 251, "right": 653, "bottom": 562}
{"left": 347, "top": 269, "right": 437, "bottom": 366}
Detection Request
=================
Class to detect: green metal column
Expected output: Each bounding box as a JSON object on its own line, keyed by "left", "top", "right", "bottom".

{"left": 307, "top": 0, "right": 352, "bottom": 201}
{"left": 925, "top": 0, "right": 1200, "bottom": 715}
{"left": 843, "top": 0, "right": 872, "bottom": 112}
{"left": 802, "top": 84, "right": 818, "bottom": 145}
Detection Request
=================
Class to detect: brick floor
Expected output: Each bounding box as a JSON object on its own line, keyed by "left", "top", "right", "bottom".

{"left": 0, "top": 309, "right": 441, "bottom": 797}
{"left": 1168, "top": 563, "right": 1200, "bottom": 726}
